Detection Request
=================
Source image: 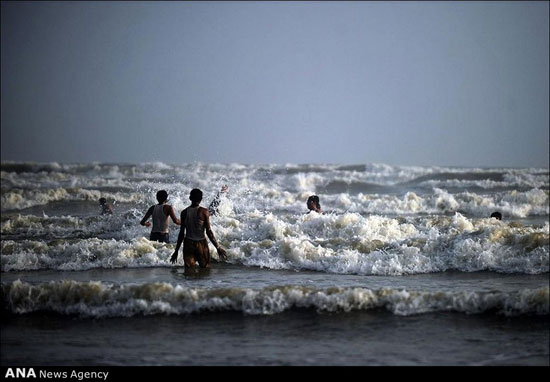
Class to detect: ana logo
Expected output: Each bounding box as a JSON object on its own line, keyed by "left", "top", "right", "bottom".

{"left": 5, "top": 368, "right": 36, "bottom": 378}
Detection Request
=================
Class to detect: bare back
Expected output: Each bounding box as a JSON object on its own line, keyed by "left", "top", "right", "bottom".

{"left": 184, "top": 206, "right": 206, "bottom": 241}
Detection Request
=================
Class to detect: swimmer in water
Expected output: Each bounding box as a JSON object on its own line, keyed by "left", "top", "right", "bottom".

{"left": 490, "top": 211, "right": 502, "bottom": 220}
{"left": 99, "top": 198, "right": 113, "bottom": 215}
{"left": 306, "top": 195, "right": 322, "bottom": 214}
{"left": 140, "top": 190, "right": 181, "bottom": 243}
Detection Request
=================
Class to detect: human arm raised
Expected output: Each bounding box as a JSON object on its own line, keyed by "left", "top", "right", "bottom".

{"left": 208, "top": 185, "right": 228, "bottom": 216}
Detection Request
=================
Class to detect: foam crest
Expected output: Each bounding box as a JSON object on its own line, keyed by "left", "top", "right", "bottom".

{"left": 217, "top": 212, "right": 548, "bottom": 275}
{"left": 0, "top": 237, "right": 175, "bottom": 272}
{"left": 1, "top": 162, "right": 548, "bottom": 218}
{"left": 2, "top": 212, "right": 547, "bottom": 275}
{"left": 1, "top": 161, "right": 548, "bottom": 276}
{"left": 1, "top": 211, "right": 147, "bottom": 241}
{"left": 349, "top": 189, "right": 549, "bottom": 217}
{"left": 2, "top": 280, "right": 547, "bottom": 317}
{"left": 1, "top": 214, "right": 85, "bottom": 233}
{"left": 1, "top": 188, "right": 143, "bottom": 211}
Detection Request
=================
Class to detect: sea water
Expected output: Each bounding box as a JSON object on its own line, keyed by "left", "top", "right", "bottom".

{"left": 1, "top": 161, "right": 548, "bottom": 365}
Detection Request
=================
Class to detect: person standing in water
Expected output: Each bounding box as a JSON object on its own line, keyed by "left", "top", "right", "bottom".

{"left": 99, "top": 198, "right": 113, "bottom": 215}
{"left": 140, "top": 190, "right": 180, "bottom": 243}
{"left": 306, "top": 195, "right": 322, "bottom": 214}
{"left": 171, "top": 188, "right": 227, "bottom": 268}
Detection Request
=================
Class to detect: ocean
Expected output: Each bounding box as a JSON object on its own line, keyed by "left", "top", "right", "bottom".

{"left": 1, "top": 161, "right": 548, "bottom": 366}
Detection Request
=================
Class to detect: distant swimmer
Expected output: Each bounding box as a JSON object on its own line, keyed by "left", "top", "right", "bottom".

{"left": 171, "top": 188, "right": 227, "bottom": 268}
{"left": 306, "top": 195, "right": 322, "bottom": 214}
{"left": 99, "top": 198, "right": 113, "bottom": 215}
{"left": 208, "top": 185, "right": 229, "bottom": 216}
{"left": 140, "top": 190, "right": 181, "bottom": 243}
{"left": 490, "top": 211, "right": 502, "bottom": 220}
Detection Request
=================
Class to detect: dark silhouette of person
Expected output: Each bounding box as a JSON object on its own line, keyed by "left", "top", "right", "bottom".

{"left": 490, "top": 211, "right": 502, "bottom": 220}
{"left": 307, "top": 195, "right": 322, "bottom": 214}
{"left": 171, "top": 188, "right": 227, "bottom": 268}
{"left": 140, "top": 190, "right": 181, "bottom": 243}
{"left": 99, "top": 198, "right": 113, "bottom": 215}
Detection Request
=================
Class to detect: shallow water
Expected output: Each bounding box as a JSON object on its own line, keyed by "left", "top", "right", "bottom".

{"left": 2, "top": 310, "right": 549, "bottom": 366}
{"left": 1, "top": 161, "right": 548, "bottom": 365}
{"left": 2, "top": 264, "right": 548, "bottom": 365}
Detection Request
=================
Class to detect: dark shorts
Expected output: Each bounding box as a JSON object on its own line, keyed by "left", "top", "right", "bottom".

{"left": 150, "top": 232, "right": 170, "bottom": 243}
{"left": 183, "top": 238, "right": 210, "bottom": 268}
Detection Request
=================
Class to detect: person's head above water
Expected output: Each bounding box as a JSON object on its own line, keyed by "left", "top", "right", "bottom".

{"left": 156, "top": 190, "right": 168, "bottom": 204}
{"left": 307, "top": 195, "right": 321, "bottom": 212}
{"left": 99, "top": 197, "right": 113, "bottom": 214}
{"left": 490, "top": 211, "right": 502, "bottom": 220}
{"left": 190, "top": 188, "right": 203, "bottom": 203}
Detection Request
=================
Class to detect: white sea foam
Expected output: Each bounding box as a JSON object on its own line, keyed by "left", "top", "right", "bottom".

{"left": 1, "top": 163, "right": 548, "bottom": 217}
{"left": 0, "top": 237, "right": 176, "bottom": 272}
{"left": 1, "top": 162, "right": 548, "bottom": 275}
{"left": 1, "top": 187, "right": 144, "bottom": 210}
{"left": 219, "top": 212, "right": 549, "bottom": 275}
{"left": 2, "top": 280, "right": 547, "bottom": 317}
{"left": 2, "top": 213, "right": 547, "bottom": 275}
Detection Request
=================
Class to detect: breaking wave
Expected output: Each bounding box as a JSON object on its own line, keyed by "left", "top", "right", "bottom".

{"left": 1, "top": 214, "right": 548, "bottom": 275}
{"left": 2, "top": 280, "right": 547, "bottom": 317}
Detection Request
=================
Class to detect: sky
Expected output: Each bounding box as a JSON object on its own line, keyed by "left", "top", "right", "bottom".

{"left": 1, "top": 1, "right": 549, "bottom": 168}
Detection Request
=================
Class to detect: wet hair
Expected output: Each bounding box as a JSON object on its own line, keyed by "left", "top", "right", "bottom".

{"left": 490, "top": 211, "right": 502, "bottom": 220}
{"left": 307, "top": 195, "right": 321, "bottom": 210}
{"left": 156, "top": 190, "right": 168, "bottom": 203}
{"left": 99, "top": 198, "right": 107, "bottom": 205}
{"left": 190, "top": 188, "right": 203, "bottom": 202}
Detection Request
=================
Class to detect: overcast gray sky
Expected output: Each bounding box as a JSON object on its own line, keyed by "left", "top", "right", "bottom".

{"left": 1, "top": 1, "right": 548, "bottom": 167}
